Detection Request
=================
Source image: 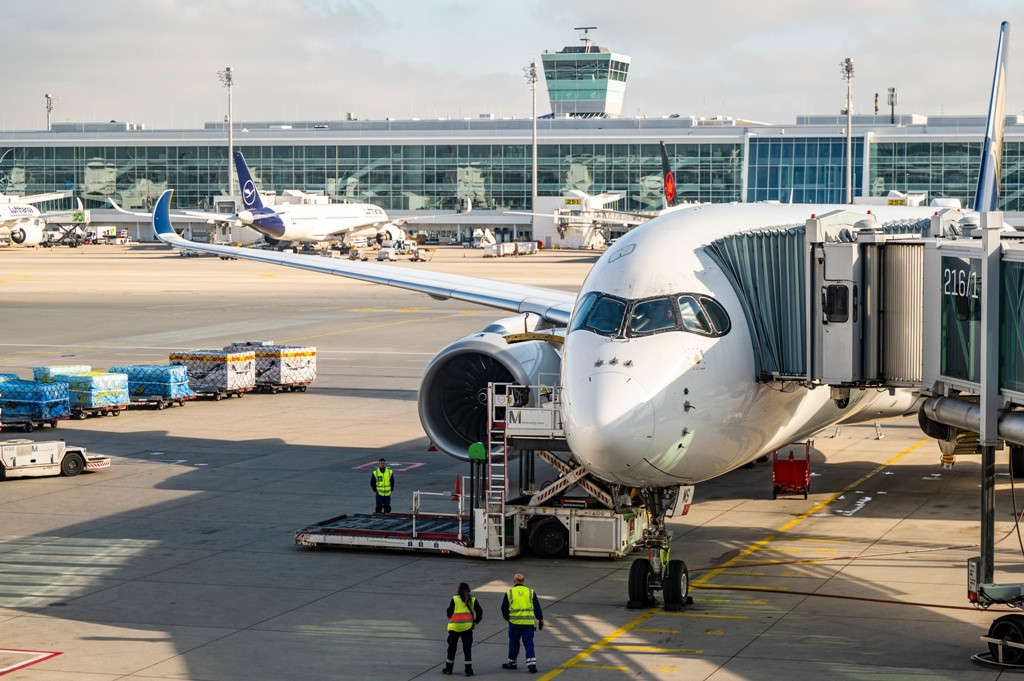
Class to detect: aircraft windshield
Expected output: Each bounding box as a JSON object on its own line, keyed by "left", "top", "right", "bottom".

{"left": 570, "top": 292, "right": 730, "bottom": 339}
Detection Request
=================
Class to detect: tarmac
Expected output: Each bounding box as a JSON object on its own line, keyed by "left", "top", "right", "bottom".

{"left": 0, "top": 243, "right": 1022, "bottom": 680}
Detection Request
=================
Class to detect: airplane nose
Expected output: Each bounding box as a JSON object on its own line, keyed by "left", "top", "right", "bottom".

{"left": 563, "top": 370, "right": 654, "bottom": 480}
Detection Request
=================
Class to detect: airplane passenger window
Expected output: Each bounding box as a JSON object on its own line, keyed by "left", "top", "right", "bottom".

{"left": 628, "top": 298, "right": 678, "bottom": 336}
{"left": 699, "top": 296, "right": 731, "bottom": 336}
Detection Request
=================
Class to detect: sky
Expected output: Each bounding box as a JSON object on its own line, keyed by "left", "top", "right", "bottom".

{"left": 3, "top": 0, "right": 1020, "bottom": 130}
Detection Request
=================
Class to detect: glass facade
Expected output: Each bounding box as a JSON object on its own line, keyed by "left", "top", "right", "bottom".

{"left": 0, "top": 141, "right": 744, "bottom": 212}
{"left": 747, "top": 137, "right": 864, "bottom": 204}
{"left": 0, "top": 124, "right": 1022, "bottom": 215}
{"left": 871, "top": 140, "right": 1024, "bottom": 211}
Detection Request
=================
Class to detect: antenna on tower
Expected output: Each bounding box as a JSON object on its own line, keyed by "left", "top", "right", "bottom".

{"left": 575, "top": 26, "right": 599, "bottom": 52}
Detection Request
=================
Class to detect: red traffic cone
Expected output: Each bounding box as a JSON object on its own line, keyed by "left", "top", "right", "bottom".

{"left": 452, "top": 475, "right": 462, "bottom": 500}
{"left": 427, "top": 442, "right": 438, "bottom": 452}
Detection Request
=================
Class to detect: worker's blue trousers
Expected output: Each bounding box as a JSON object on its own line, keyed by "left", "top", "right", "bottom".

{"left": 507, "top": 624, "right": 536, "bottom": 668}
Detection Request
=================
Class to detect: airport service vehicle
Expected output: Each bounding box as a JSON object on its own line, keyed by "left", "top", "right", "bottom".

{"left": 153, "top": 22, "right": 1017, "bottom": 617}
{"left": 0, "top": 439, "right": 110, "bottom": 479}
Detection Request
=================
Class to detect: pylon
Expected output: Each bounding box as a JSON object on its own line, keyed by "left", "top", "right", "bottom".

{"left": 427, "top": 442, "right": 438, "bottom": 451}
{"left": 452, "top": 475, "right": 462, "bottom": 500}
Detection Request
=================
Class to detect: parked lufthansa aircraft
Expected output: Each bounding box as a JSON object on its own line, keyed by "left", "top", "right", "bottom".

{"left": 112, "top": 151, "right": 469, "bottom": 247}
{"left": 147, "top": 22, "right": 1010, "bottom": 608}
{"left": 0, "top": 192, "right": 79, "bottom": 247}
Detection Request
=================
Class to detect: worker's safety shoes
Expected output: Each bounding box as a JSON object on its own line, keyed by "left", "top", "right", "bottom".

{"left": 501, "top": 662, "right": 517, "bottom": 670}
{"left": 465, "top": 665, "right": 474, "bottom": 676}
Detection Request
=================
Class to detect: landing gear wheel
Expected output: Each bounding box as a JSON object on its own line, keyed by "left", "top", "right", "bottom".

{"left": 530, "top": 519, "right": 569, "bottom": 558}
{"left": 988, "top": 614, "right": 1024, "bottom": 664}
{"left": 627, "top": 558, "right": 657, "bottom": 609}
{"left": 663, "top": 559, "right": 690, "bottom": 611}
{"left": 60, "top": 453, "right": 84, "bottom": 477}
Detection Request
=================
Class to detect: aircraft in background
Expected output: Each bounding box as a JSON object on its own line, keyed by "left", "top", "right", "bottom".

{"left": 145, "top": 23, "right": 1010, "bottom": 609}
{"left": 0, "top": 192, "right": 82, "bottom": 247}
{"left": 110, "top": 151, "right": 470, "bottom": 248}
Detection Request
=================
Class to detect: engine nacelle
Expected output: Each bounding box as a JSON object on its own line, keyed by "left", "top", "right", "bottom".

{"left": 419, "top": 315, "right": 562, "bottom": 460}
{"left": 378, "top": 224, "right": 406, "bottom": 242}
{"left": 9, "top": 222, "right": 43, "bottom": 247}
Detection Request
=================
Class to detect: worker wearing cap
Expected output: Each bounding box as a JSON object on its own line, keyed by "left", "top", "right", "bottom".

{"left": 371, "top": 458, "right": 395, "bottom": 514}
{"left": 501, "top": 573, "right": 544, "bottom": 673}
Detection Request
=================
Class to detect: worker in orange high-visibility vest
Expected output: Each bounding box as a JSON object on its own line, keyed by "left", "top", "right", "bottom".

{"left": 443, "top": 582, "right": 483, "bottom": 676}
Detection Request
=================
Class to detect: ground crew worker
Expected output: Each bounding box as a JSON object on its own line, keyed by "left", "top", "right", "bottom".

{"left": 371, "top": 458, "right": 395, "bottom": 514}
{"left": 443, "top": 582, "right": 482, "bottom": 676}
{"left": 501, "top": 572, "right": 544, "bottom": 673}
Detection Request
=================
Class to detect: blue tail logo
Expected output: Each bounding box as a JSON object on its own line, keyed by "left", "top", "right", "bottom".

{"left": 234, "top": 151, "right": 264, "bottom": 210}
{"left": 974, "top": 21, "right": 1010, "bottom": 212}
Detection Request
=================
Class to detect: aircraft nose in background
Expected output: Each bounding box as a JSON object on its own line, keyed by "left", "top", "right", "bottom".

{"left": 563, "top": 371, "right": 654, "bottom": 479}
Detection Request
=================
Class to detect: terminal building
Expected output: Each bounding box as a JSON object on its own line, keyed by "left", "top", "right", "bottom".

{"left": 2, "top": 30, "right": 1023, "bottom": 245}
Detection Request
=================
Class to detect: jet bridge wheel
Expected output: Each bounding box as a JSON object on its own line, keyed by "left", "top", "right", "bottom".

{"left": 663, "top": 559, "right": 690, "bottom": 611}
{"left": 988, "top": 614, "right": 1024, "bottom": 665}
{"left": 627, "top": 558, "right": 657, "bottom": 609}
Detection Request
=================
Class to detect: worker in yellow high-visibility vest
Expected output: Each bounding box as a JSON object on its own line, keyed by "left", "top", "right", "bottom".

{"left": 370, "top": 458, "right": 395, "bottom": 514}
{"left": 443, "top": 582, "right": 483, "bottom": 676}
{"left": 501, "top": 573, "right": 544, "bottom": 673}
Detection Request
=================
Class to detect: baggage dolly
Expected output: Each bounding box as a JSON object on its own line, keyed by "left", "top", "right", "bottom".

{"left": 0, "top": 417, "right": 65, "bottom": 433}
{"left": 71, "top": 404, "right": 128, "bottom": 420}
{"left": 129, "top": 395, "right": 196, "bottom": 410}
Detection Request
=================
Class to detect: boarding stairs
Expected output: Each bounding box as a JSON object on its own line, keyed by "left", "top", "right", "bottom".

{"left": 484, "top": 384, "right": 512, "bottom": 559}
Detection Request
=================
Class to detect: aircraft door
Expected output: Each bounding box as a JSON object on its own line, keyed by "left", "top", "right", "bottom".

{"left": 811, "top": 241, "right": 863, "bottom": 385}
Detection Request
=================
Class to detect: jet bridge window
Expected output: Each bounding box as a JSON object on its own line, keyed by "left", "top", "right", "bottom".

{"left": 569, "top": 291, "right": 627, "bottom": 337}
{"left": 822, "top": 285, "right": 850, "bottom": 323}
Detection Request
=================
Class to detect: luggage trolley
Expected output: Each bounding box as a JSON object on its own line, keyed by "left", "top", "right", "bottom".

{"left": 771, "top": 441, "right": 812, "bottom": 499}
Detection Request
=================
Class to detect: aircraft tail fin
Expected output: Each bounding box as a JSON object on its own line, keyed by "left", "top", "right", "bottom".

{"left": 660, "top": 141, "right": 677, "bottom": 208}
{"left": 973, "top": 21, "right": 1010, "bottom": 213}
{"left": 234, "top": 151, "right": 264, "bottom": 211}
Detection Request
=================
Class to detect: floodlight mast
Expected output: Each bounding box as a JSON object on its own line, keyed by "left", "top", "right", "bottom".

{"left": 888, "top": 87, "right": 898, "bottom": 125}
{"left": 524, "top": 61, "right": 539, "bottom": 237}
{"left": 840, "top": 58, "right": 854, "bottom": 203}
{"left": 217, "top": 66, "right": 235, "bottom": 198}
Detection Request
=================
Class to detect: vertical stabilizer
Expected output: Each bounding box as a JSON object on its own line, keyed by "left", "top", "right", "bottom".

{"left": 973, "top": 21, "right": 1010, "bottom": 212}
{"left": 660, "top": 141, "right": 677, "bottom": 209}
{"left": 234, "top": 151, "right": 265, "bottom": 211}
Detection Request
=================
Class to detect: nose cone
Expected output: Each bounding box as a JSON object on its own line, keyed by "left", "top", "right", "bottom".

{"left": 563, "top": 370, "right": 655, "bottom": 482}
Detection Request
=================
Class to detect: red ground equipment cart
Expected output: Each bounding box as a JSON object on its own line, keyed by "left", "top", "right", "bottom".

{"left": 772, "top": 441, "right": 812, "bottom": 499}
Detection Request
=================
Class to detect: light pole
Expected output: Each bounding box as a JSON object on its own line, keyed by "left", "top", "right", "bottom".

{"left": 44, "top": 94, "right": 55, "bottom": 131}
{"left": 217, "top": 66, "right": 234, "bottom": 198}
{"left": 887, "top": 87, "right": 898, "bottom": 125}
{"left": 840, "top": 58, "right": 854, "bottom": 204}
{"left": 524, "top": 61, "right": 538, "bottom": 239}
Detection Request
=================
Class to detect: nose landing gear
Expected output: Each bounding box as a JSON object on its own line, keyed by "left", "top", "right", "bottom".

{"left": 626, "top": 486, "right": 693, "bottom": 612}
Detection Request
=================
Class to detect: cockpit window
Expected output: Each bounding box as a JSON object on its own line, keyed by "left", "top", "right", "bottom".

{"left": 677, "top": 295, "right": 713, "bottom": 334}
{"left": 569, "top": 292, "right": 730, "bottom": 339}
{"left": 627, "top": 297, "right": 678, "bottom": 336}
{"left": 570, "top": 292, "right": 627, "bottom": 337}
{"left": 699, "top": 296, "right": 731, "bottom": 336}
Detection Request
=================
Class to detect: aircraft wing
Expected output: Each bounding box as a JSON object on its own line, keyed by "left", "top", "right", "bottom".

{"left": 151, "top": 190, "right": 575, "bottom": 325}
{"left": 12, "top": 191, "right": 73, "bottom": 205}
{"left": 109, "top": 198, "right": 239, "bottom": 225}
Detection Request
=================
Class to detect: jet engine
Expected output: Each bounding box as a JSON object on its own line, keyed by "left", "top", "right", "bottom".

{"left": 9, "top": 222, "right": 43, "bottom": 247}
{"left": 418, "top": 315, "right": 562, "bottom": 460}
{"left": 378, "top": 224, "right": 407, "bottom": 242}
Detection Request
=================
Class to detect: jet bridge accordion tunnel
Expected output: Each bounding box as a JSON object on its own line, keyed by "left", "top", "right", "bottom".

{"left": 704, "top": 208, "right": 1024, "bottom": 467}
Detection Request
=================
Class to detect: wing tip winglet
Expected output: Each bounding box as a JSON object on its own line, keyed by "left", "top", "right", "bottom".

{"left": 152, "top": 189, "right": 176, "bottom": 239}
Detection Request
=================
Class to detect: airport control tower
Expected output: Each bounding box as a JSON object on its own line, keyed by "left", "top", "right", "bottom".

{"left": 541, "top": 27, "right": 631, "bottom": 117}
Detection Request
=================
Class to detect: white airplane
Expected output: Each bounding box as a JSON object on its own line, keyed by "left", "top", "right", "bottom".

{"left": 112, "top": 151, "right": 469, "bottom": 248}
{"left": 147, "top": 22, "right": 1010, "bottom": 608}
{"left": 0, "top": 192, "right": 80, "bottom": 247}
